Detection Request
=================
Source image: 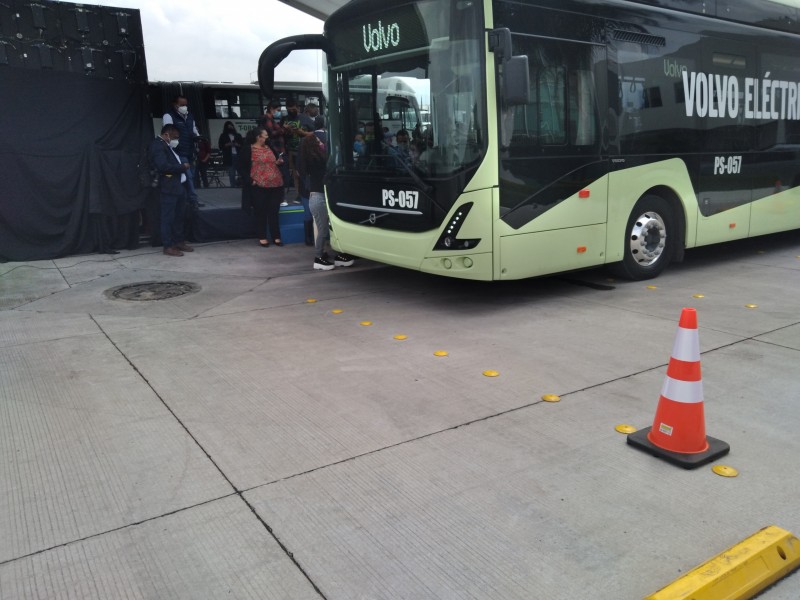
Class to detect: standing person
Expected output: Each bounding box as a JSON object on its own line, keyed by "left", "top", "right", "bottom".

{"left": 299, "top": 132, "right": 354, "bottom": 270}
{"left": 218, "top": 121, "right": 243, "bottom": 187}
{"left": 302, "top": 101, "right": 318, "bottom": 130}
{"left": 389, "top": 129, "right": 412, "bottom": 168}
{"left": 163, "top": 95, "right": 203, "bottom": 208}
{"left": 260, "top": 102, "right": 290, "bottom": 204}
{"left": 148, "top": 124, "right": 194, "bottom": 257}
{"left": 195, "top": 136, "right": 211, "bottom": 188}
{"left": 299, "top": 114, "right": 328, "bottom": 246}
{"left": 282, "top": 99, "right": 313, "bottom": 204}
{"left": 239, "top": 127, "right": 285, "bottom": 247}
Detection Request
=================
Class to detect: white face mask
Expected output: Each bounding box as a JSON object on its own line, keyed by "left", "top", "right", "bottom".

{"left": 169, "top": 139, "right": 180, "bottom": 149}
{"left": 177, "top": 106, "right": 189, "bottom": 116}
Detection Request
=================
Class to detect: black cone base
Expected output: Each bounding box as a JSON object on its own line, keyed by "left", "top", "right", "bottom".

{"left": 627, "top": 426, "right": 730, "bottom": 469}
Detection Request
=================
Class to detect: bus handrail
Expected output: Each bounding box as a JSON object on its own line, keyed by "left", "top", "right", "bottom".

{"left": 258, "top": 34, "right": 332, "bottom": 98}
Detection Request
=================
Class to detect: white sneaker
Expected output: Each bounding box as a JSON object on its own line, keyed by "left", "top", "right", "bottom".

{"left": 313, "top": 256, "right": 335, "bottom": 271}
{"left": 280, "top": 201, "right": 288, "bottom": 207}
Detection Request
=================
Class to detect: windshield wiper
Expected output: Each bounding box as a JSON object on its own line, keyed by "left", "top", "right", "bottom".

{"left": 379, "top": 143, "right": 434, "bottom": 196}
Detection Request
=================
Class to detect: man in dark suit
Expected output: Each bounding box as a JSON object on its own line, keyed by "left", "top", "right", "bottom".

{"left": 148, "top": 125, "right": 194, "bottom": 256}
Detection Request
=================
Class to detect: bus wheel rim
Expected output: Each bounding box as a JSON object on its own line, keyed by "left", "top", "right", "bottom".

{"left": 629, "top": 211, "right": 666, "bottom": 267}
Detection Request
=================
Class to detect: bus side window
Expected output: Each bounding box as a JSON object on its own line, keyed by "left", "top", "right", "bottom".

{"left": 509, "top": 67, "right": 565, "bottom": 146}
{"left": 507, "top": 38, "right": 598, "bottom": 152}
{"left": 569, "top": 70, "right": 597, "bottom": 146}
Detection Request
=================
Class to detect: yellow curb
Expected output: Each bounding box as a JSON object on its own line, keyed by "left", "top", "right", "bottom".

{"left": 644, "top": 526, "right": 800, "bottom": 600}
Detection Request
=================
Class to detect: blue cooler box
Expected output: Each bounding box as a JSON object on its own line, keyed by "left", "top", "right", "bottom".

{"left": 278, "top": 205, "right": 306, "bottom": 244}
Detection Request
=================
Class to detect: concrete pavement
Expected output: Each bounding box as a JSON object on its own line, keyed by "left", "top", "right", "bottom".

{"left": 1, "top": 214, "right": 799, "bottom": 599}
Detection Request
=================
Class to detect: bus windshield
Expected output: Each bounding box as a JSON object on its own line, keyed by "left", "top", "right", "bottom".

{"left": 326, "top": 0, "right": 485, "bottom": 178}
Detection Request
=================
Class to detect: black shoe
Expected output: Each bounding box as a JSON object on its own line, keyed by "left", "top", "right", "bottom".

{"left": 314, "top": 256, "right": 335, "bottom": 271}
{"left": 334, "top": 254, "right": 354, "bottom": 267}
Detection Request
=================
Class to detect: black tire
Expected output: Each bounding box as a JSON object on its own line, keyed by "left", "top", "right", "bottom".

{"left": 609, "top": 194, "right": 675, "bottom": 280}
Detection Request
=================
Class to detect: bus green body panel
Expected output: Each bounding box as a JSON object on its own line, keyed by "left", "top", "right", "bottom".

{"left": 499, "top": 224, "right": 608, "bottom": 279}
{"left": 750, "top": 186, "right": 800, "bottom": 237}
{"left": 696, "top": 204, "right": 751, "bottom": 245}
{"left": 329, "top": 216, "right": 433, "bottom": 272}
{"left": 497, "top": 176, "right": 609, "bottom": 235}
{"left": 420, "top": 251, "right": 495, "bottom": 280}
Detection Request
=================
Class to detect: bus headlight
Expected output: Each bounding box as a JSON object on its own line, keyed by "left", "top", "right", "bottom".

{"left": 433, "top": 203, "right": 481, "bottom": 251}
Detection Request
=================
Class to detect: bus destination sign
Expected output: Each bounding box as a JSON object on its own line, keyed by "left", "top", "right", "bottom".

{"left": 328, "top": 5, "right": 429, "bottom": 66}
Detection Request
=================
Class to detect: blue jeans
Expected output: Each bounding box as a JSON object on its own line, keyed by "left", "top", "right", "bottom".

{"left": 160, "top": 188, "right": 187, "bottom": 248}
{"left": 181, "top": 160, "right": 200, "bottom": 205}
{"left": 228, "top": 154, "right": 239, "bottom": 187}
{"left": 309, "top": 192, "right": 330, "bottom": 258}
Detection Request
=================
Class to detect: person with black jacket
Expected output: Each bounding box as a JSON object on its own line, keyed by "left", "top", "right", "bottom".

{"left": 218, "top": 121, "right": 243, "bottom": 187}
{"left": 147, "top": 124, "right": 194, "bottom": 257}
{"left": 299, "top": 129, "right": 354, "bottom": 271}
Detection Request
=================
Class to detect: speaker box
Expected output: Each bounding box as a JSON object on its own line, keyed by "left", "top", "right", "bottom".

{"left": 105, "top": 46, "right": 143, "bottom": 81}
{"left": 20, "top": 40, "right": 68, "bottom": 70}
{"left": 0, "top": 40, "right": 27, "bottom": 68}
{"left": 62, "top": 42, "right": 108, "bottom": 78}
{"left": 1, "top": 3, "right": 19, "bottom": 39}
{"left": 59, "top": 2, "right": 106, "bottom": 46}
{"left": 100, "top": 8, "right": 144, "bottom": 48}
{"left": 11, "top": 0, "right": 62, "bottom": 48}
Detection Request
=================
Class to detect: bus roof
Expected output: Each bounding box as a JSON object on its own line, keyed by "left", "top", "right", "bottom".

{"left": 285, "top": 0, "right": 800, "bottom": 33}
{"left": 278, "top": 0, "right": 346, "bottom": 21}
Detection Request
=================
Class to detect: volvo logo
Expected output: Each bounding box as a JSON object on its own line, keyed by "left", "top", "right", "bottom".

{"left": 359, "top": 212, "right": 388, "bottom": 226}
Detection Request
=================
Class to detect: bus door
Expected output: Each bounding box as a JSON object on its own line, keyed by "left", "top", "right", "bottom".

{"left": 693, "top": 39, "right": 756, "bottom": 245}
{"left": 497, "top": 36, "right": 608, "bottom": 278}
{"left": 499, "top": 37, "right": 607, "bottom": 233}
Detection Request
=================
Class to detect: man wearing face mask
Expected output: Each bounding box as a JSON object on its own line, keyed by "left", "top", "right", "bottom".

{"left": 148, "top": 125, "right": 194, "bottom": 257}
{"left": 163, "top": 95, "right": 204, "bottom": 208}
{"left": 282, "top": 99, "right": 314, "bottom": 205}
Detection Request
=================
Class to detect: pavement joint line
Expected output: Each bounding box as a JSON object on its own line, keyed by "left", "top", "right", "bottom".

{"left": 241, "top": 393, "right": 575, "bottom": 494}
{"left": 0, "top": 494, "right": 237, "bottom": 568}
{"left": 191, "top": 288, "right": 396, "bottom": 321}
{"left": 241, "top": 323, "right": 800, "bottom": 496}
{"left": 88, "top": 315, "right": 329, "bottom": 600}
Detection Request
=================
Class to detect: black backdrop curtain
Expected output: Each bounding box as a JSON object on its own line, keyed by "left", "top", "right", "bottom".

{"left": 0, "top": 67, "right": 152, "bottom": 261}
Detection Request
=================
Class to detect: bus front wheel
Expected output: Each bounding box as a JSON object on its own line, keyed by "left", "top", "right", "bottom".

{"left": 610, "top": 195, "right": 675, "bottom": 280}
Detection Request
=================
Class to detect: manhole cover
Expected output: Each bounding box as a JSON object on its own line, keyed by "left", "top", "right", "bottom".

{"left": 105, "top": 281, "right": 201, "bottom": 301}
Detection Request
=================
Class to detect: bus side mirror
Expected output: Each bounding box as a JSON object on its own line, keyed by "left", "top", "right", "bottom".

{"left": 503, "top": 56, "right": 529, "bottom": 105}
{"left": 489, "top": 28, "right": 530, "bottom": 106}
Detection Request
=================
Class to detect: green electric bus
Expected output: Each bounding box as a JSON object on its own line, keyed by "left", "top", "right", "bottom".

{"left": 259, "top": 0, "right": 800, "bottom": 280}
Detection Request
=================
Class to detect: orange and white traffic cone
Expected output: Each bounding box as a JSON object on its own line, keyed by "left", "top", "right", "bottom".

{"left": 627, "top": 308, "right": 729, "bottom": 469}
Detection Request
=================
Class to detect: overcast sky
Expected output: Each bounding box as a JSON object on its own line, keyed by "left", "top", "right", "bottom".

{"left": 89, "top": 0, "right": 325, "bottom": 84}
